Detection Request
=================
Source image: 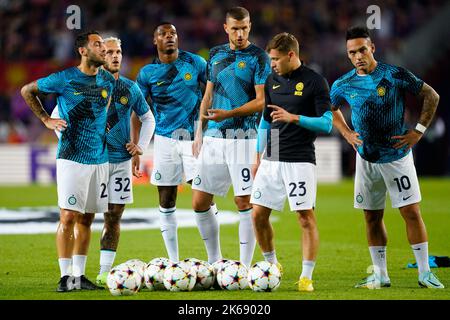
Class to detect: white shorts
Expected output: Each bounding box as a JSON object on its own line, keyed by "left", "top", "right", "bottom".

{"left": 191, "top": 137, "right": 256, "bottom": 197}
{"left": 57, "top": 159, "right": 109, "bottom": 213}
{"left": 151, "top": 134, "right": 197, "bottom": 186}
{"left": 108, "top": 160, "right": 133, "bottom": 204}
{"left": 354, "top": 152, "right": 421, "bottom": 210}
{"left": 250, "top": 160, "right": 317, "bottom": 211}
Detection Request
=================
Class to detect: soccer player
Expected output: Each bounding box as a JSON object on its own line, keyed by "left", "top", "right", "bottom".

{"left": 136, "top": 23, "right": 209, "bottom": 262}
{"left": 21, "top": 31, "right": 115, "bottom": 292}
{"left": 250, "top": 33, "right": 333, "bottom": 292}
{"left": 331, "top": 26, "right": 444, "bottom": 289}
{"left": 191, "top": 7, "right": 271, "bottom": 267}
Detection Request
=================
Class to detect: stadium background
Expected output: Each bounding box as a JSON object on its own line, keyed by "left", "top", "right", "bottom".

{"left": 0, "top": 0, "right": 449, "bottom": 301}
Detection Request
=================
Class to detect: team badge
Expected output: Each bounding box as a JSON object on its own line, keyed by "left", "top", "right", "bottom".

{"left": 253, "top": 190, "right": 262, "bottom": 199}
{"left": 68, "top": 195, "right": 77, "bottom": 206}
{"left": 155, "top": 171, "right": 162, "bottom": 181}
{"left": 101, "top": 89, "right": 108, "bottom": 99}
{"left": 377, "top": 86, "right": 386, "bottom": 96}
{"left": 193, "top": 176, "right": 201, "bottom": 185}
{"left": 184, "top": 73, "right": 192, "bottom": 81}
{"left": 237, "top": 61, "right": 246, "bottom": 69}
{"left": 120, "top": 96, "right": 128, "bottom": 105}
{"left": 295, "top": 82, "right": 304, "bottom": 96}
{"left": 356, "top": 194, "right": 363, "bottom": 204}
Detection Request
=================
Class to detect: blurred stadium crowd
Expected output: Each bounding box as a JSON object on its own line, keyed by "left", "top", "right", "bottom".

{"left": 0, "top": 0, "right": 448, "bottom": 175}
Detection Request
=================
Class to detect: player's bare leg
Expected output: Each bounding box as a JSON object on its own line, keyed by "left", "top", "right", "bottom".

{"left": 235, "top": 195, "right": 256, "bottom": 267}
{"left": 158, "top": 186, "right": 179, "bottom": 262}
{"left": 97, "top": 203, "right": 125, "bottom": 284}
{"left": 72, "top": 213, "right": 102, "bottom": 290}
{"left": 356, "top": 210, "right": 390, "bottom": 288}
{"left": 192, "top": 189, "right": 221, "bottom": 263}
{"left": 251, "top": 204, "right": 274, "bottom": 254}
{"left": 399, "top": 203, "right": 442, "bottom": 288}
{"left": 55, "top": 208, "right": 78, "bottom": 292}
{"left": 296, "top": 209, "right": 318, "bottom": 291}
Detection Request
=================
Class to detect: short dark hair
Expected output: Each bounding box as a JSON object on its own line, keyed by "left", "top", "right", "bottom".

{"left": 75, "top": 30, "right": 100, "bottom": 57}
{"left": 266, "top": 33, "right": 299, "bottom": 56}
{"left": 153, "top": 22, "right": 175, "bottom": 34}
{"left": 226, "top": 7, "right": 250, "bottom": 21}
{"left": 346, "top": 26, "right": 371, "bottom": 41}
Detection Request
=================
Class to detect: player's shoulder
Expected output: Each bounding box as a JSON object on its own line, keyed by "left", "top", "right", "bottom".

{"left": 301, "top": 64, "right": 327, "bottom": 81}
{"left": 118, "top": 75, "right": 136, "bottom": 89}
{"left": 137, "top": 60, "right": 159, "bottom": 76}
{"left": 332, "top": 68, "right": 357, "bottom": 89}
{"left": 377, "top": 61, "right": 415, "bottom": 79}
{"left": 98, "top": 68, "right": 115, "bottom": 82}
{"left": 247, "top": 43, "right": 267, "bottom": 56}
{"left": 178, "top": 50, "right": 206, "bottom": 65}
{"left": 209, "top": 44, "right": 229, "bottom": 59}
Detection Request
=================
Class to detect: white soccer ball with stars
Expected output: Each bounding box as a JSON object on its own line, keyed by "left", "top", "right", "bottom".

{"left": 124, "top": 259, "right": 146, "bottom": 287}
{"left": 144, "top": 257, "right": 171, "bottom": 291}
{"left": 163, "top": 261, "right": 197, "bottom": 292}
{"left": 247, "top": 261, "right": 281, "bottom": 292}
{"left": 107, "top": 263, "right": 142, "bottom": 296}
{"left": 217, "top": 260, "right": 249, "bottom": 290}
{"left": 184, "top": 258, "right": 215, "bottom": 290}
{"left": 211, "top": 258, "right": 230, "bottom": 289}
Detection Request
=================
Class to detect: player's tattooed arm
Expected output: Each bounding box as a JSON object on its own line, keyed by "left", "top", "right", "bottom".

{"left": 417, "top": 82, "right": 440, "bottom": 128}
{"left": 20, "top": 81, "right": 67, "bottom": 131}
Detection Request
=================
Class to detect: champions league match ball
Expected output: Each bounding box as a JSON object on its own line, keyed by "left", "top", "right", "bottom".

{"left": 163, "top": 261, "right": 197, "bottom": 292}
{"left": 144, "top": 257, "right": 171, "bottom": 291}
{"left": 106, "top": 264, "right": 142, "bottom": 296}
{"left": 184, "top": 258, "right": 215, "bottom": 290}
{"left": 247, "top": 261, "right": 281, "bottom": 292}
{"left": 124, "top": 259, "right": 146, "bottom": 288}
{"left": 216, "top": 260, "right": 249, "bottom": 290}
{"left": 211, "top": 258, "right": 230, "bottom": 289}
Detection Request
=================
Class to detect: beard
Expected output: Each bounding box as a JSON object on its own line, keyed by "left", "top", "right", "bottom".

{"left": 87, "top": 51, "right": 106, "bottom": 67}
{"left": 164, "top": 48, "right": 176, "bottom": 55}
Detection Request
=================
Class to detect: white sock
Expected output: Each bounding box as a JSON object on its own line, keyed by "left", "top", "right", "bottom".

{"left": 159, "top": 206, "right": 179, "bottom": 262}
{"left": 239, "top": 208, "right": 256, "bottom": 268}
{"left": 369, "top": 246, "right": 389, "bottom": 278}
{"left": 300, "top": 260, "right": 316, "bottom": 280}
{"left": 195, "top": 206, "right": 222, "bottom": 264}
{"left": 262, "top": 250, "right": 278, "bottom": 264}
{"left": 99, "top": 250, "right": 116, "bottom": 274}
{"left": 411, "top": 242, "right": 430, "bottom": 274}
{"left": 58, "top": 258, "right": 72, "bottom": 278}
{"left": 72, "top": 255, "right": 87, "bottom": 277}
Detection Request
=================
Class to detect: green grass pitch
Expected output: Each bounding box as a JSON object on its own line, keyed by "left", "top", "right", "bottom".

{"left": 0, "top": 179, "right": 449, "bottom": 300}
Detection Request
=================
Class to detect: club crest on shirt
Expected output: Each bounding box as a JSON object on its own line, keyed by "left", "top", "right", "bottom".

{"left": 120, "top": 96, "right": 128, "bottom": 105}
{"left": 101, "top": 89, "right": 108, "bottom": 99}
{"left": 377, "top": 86, "right": 386, "bottom": 96}
{"left": 184, "top": 73, "right": 192, "bottom": 81}
{"left": 295, "top": 82, "right": 304, "bottom": 96}
{"left": 237, "top": 61, "right": 246, "bottom": 69}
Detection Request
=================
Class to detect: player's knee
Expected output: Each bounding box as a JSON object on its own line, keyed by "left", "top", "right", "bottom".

{"left": 77, "top": 213, "right": 95, "bottom": 227}
{"left": 252, "top": 210, "right": 269, "bottom": 227}
{"left": 158, "top": 186, "right": 177, "bottom": 208}
{"left": 364, "top": 210, "right": 384, "bottom": 225}
{"left": 105, "top": 205, "right": 124, "bottom": 227}
{"left": 234, "top": 196, "right": 250, "bottom": 211}
{"left": 297, "top": 211, "right": 316, "bottom": 229}
{"left": 59, "top": 210, "right": 78, "bottom": 226}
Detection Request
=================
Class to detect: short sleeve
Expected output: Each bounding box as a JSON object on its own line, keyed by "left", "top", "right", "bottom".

{"left": 394, "top": 67, "right": 424, "bottom": 96}
{"left": 330, "top": 81, "right": 346, "bottom": 109}
{"left": 136, "top": 68, "right": 150, "bottom": 99}
{"left": 254, "top": 51, "right": 271, "bottom": 85}
{"left": 37, "top": 71, "right": 66, "bottom": 94}
{"left": 130, "top": 83, "right": 150, "bottom": 117}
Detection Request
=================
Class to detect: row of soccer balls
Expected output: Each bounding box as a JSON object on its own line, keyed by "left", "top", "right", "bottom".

{"left": 107, "top": 258, "right": 282, "bottom": 296}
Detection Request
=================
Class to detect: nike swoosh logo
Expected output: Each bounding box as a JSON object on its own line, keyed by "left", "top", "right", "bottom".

{"left": 403, "top": 195, "right": 412, "bottom": 201}
{"left": 426, "top": 280, "right": 441, "bottom": 287}
{"left": 156, "top": 81, "right": 165, "bottom": 86}
{"left": 296, "top": 202, "right": 305, "bottom": 206}
{"left": 272, "top": 85, "right": 281, "bottom": 89}
{"left": 242, "top": 186, "right": 251, "bottom": 191}
{"left": 213, "top": 61, "right": 220, "bottom": 65}
{"left": 240, "top": 242, "right": 248, "bottom": 245}
{"left": 413, "top": 248, "right": 421, "bottom": 251}
{"left": 120, "top": 196, "right": 130, "bottom": 200}
{"left": 73, "top": 92, "right": 83, "bottom": 95}
{"left": 350, "top": 94, "right": 357, "bottom": 98}
{"left": 161, "top": 229, "right": 168, "bottom": 233}
{"left": 378, "top": 250, "right": 386, "bottom": 253}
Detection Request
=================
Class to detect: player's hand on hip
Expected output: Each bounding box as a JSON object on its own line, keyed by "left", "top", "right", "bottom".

{"left": 43, "top": 117, "right": 67, "bottom": 132}
{"left": 203, "top": 109, "right": 230, "bottom": 122}
{"left": 126, "top": 142, "right": 143, "bottom": 156}
{"left": 343, "top": 130, "right": 363, "bottom": 151}
{"left": 131, "top": 155, "right": 142, "bottom": 178}
{"left": 391, "top": 130, "right": 422, "bottom": 151}
{"left": 268, "top": 105, "right": 298, "bottom": 123}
